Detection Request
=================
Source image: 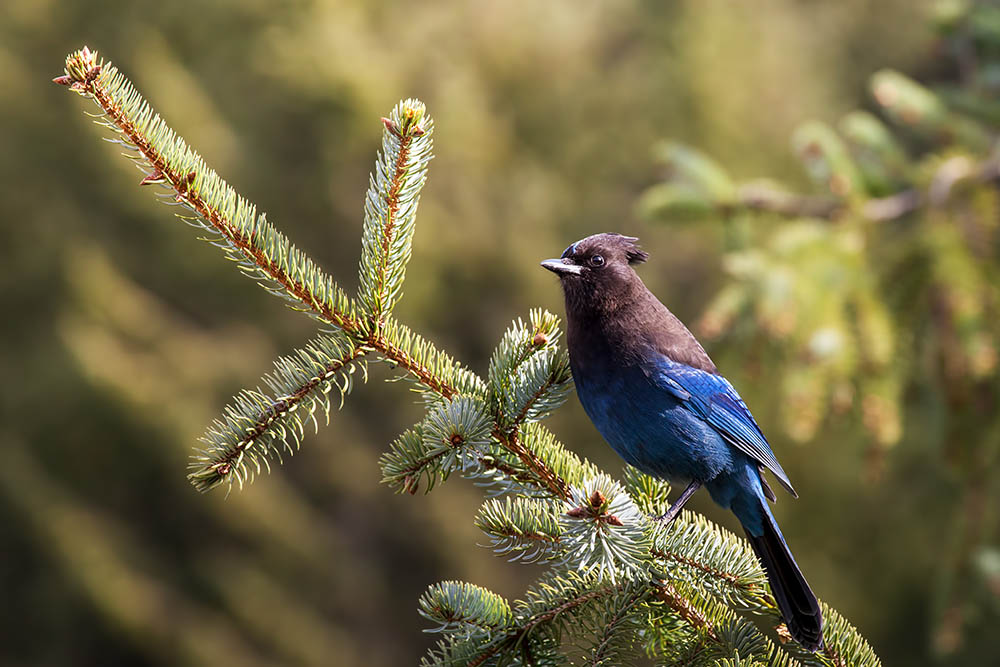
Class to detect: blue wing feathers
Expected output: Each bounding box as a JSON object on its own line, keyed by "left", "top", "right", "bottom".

{"left": 646, "top": 357, "right": 797, "bottom": 497}
{"left": 657, "top": 375, "right": 692, "bottom": 402}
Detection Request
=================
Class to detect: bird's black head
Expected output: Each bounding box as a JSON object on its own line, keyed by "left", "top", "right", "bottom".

{"left": 541, "top": 232, "right": 647, "bottom": 283}
{"left": 541, "top": 233, "right": 650, "bottom": 315}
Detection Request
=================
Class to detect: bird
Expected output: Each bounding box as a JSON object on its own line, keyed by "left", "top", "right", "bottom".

{"left": 541, "top": 232, "right": 823, "bottom": 651}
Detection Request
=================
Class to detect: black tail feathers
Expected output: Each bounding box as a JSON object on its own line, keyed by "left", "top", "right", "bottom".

{"left": 746, "top": 514, "right": 824, "bottom": 651}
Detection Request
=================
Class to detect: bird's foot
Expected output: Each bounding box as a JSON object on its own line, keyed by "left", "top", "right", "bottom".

{"left": 653, "top": 506, "right": 683, "bottom": 524}
{"left": 652, "top": 480, "right": 702, "bottom": 525}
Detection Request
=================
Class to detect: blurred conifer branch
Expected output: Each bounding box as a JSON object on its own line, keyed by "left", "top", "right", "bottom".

{"left": 640, "top": 0, "right": 1000, "bottom": 655}
{"left": 639, "top": 36, "right": 1000, "bottom": 459}
{"left": 57, "top": 46, "right": 878, "bottom": 664}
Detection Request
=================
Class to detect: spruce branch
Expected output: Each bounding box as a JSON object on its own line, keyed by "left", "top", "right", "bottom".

{"left": 375, "top": 316, "right": 485, "bottom": 401}
{"left": 429, "top": 507, "right": 826, "bottom": 664}
{"left": 419, "top": 580, "right": 513, "bottom": 635}
{"left": 653, "top": 580, "right": 719, "bottom": 642}
{"left": 488, "top": 310, "right": 573, "bottom": 429}
{"left": 380, "top": 426, "right": 444, "bottom": 494}
{"left": 559, "top": 475, "right": 650, "bottom": 583}
{"left": 475, "top": 496, "right": 564, "bottom": 563}
{"left": 359, "top": 102, "right": 433, "bottom": 330}
{"left": 56, "top": 47, "right": 557, "bottom": 493}
{"left": 188, "top": 332, "right": 366, "bottom": 492}
{"left": 379, "top": 419, "right": 577, "bottom": 500}
{"left": 814, "top": 602, "right": 881, "bottom": 667}
{"left": 518, "top": 422, "right": 600, "bottom": 492}
{"left": 581, "top": 585, "right": 647, "bottom": 666}
{"left": 383, "top": 309, "right": 581, "bottom": 499}
{"left": 55, "top": 48, "right": 362, "bottom": 334}
{"left": 381, "top": 396, "right": 496, "bottom": 493}
{"left": 468, "top": 572, "right": 633, "bottom": 667}
{"left": 380, "top": 424, "right": 537, "bottom": 496}
{"left": 651, "top": 512, "right": 769, "bottom": 609}
{"left": 649, "top": 581, "right": 798, "bottom": 665}
{"left": 621, "top": 465, "right": 674, "bottom": 516}
{"left": 496, "top": 428, "right": 574, "bottom": 500}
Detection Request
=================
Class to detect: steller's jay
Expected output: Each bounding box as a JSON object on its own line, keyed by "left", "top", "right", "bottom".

{"left": 542, "top": 233, "right": 823, "bottom": 651}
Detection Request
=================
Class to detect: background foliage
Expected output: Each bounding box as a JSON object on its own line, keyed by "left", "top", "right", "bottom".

{"left": 2, "top": 0, "right": 997, "bottom": 664}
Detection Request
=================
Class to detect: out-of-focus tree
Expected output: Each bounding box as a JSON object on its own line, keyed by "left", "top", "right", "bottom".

{"left": 640, "top": 1, "right": 1000, "bottom": 659}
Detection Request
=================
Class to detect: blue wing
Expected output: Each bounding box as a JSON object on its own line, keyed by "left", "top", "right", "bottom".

{"left": 645, "top": 356, "right": 797, "bottom": 497}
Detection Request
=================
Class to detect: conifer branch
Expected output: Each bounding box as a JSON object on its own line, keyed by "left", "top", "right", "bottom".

{"left": 815, "top": 602, "right": 881, "bottom": 667}
{"left": 647, "top": 155, "right": 1000, "bottom": 223}
{"left": 584, "top": 586, "right": 647, "bottom": 666}
{"left": 559, "top": 475, "right": 650, "bottom": 582}
{"left": 358, "top": 103, "right": 432, "bottom": 331}
{"left": 464, "top": 579, "right": 631, "bottom": 667}
{"left": 654, "top": 580, "right": 719, "bottom": 641}
{"left": 419, "top": 580, "right": 513, "bottom": 634}
{"left": 488, "top": 310, "right": 572, "bottom": 430}
{"left": 56, "top": 48, "right": 362, "bottom": 334}
{"left": 369, "top": 321, "right": 461, "bottom": 400}
{"left": 652, "top": 547, "right": 744, "bottom": 588}
{"left": 448, "top": 576, "right": 735, "bottom": 666}
{"left": 643, "top": 75, "right": 1000, "bottom": 226}
{"left": 189, "top": 333, "right": 367, "bottom": 492}
{"left": 650, "top": 512, "right": 767, "bottom": 601}
{"left": 475, "top": 496, "right": 563, "bottom": 562}
{"left": 520, "top": 584, "right": 628, "bottom": 636}
{"left": 379, "top": 420, "right": 572, "bottom": 499}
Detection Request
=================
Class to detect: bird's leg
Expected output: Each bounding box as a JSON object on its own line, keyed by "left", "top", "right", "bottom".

{"left": 655, "top": 480, "right": 702, "bottom": 524}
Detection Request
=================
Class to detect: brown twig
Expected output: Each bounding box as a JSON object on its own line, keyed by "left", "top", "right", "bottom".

{"left": 653, "top": 580, "right": 718, "bottom": 640}
{"left": 499, "top": 429, "right": 571, "bottom": 500}
{"left": 651, "top": 548, "right": 746, "bottom": 588}
{"left": 370, "top": 119, "right": 414, "bottom": 333}
{"left": 731, "top": 153, "right": 1000, "bottom": 222}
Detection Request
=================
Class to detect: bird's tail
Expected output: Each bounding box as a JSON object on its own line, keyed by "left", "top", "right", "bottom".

{"left": 745, "top": 505, "right": 824, "bottom": 651}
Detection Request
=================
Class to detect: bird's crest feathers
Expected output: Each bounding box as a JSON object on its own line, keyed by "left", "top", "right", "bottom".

{"left": 622, "top": 237, "right": 649, "bottom": 265}
{"left": 562, "top": 233, "right": 649, "bottom": 265}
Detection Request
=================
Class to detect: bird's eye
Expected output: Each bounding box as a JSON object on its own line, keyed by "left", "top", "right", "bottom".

{"left": 589, "top": 254, "right": 605, "bottom": 267}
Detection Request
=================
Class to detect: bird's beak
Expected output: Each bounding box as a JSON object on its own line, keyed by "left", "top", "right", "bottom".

{"left": 540, "top": 258, "right": 583, "bottom": 276}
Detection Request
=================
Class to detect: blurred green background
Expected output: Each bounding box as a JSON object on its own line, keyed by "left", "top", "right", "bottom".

{"left": 3, "top": 0, "right": 998, "bottom": 664}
